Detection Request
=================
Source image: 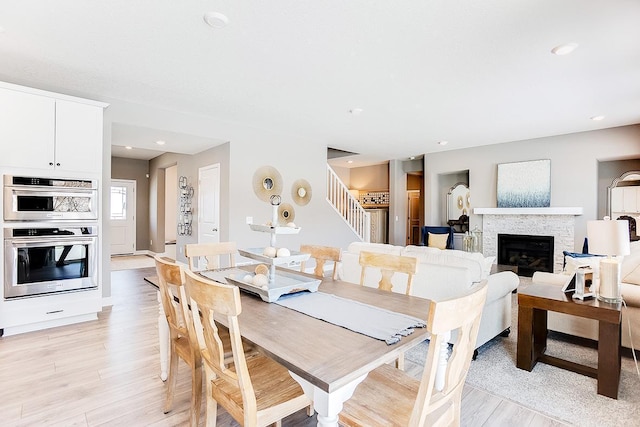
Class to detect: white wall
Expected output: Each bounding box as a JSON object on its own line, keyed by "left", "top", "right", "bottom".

{"left": 164, "top": 165, "right": 177, "bottom": 242}
{"left": 423, "top": 124, "right": 640, "bottom": 252}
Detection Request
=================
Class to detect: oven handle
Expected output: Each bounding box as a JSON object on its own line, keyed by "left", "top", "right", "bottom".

{"left": 8, "top": 188, "right": 97, "bottom": 198}
{"left": 6, "top": 237, "right": 97, "bottom": 247}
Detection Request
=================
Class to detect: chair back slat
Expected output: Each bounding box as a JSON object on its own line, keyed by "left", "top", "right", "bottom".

{"left": 184, "top": 269, "right": 258, "bottom": 422}
{"left": 154, "top": 256, "right": 191, "bottom": 338}
{"left": 358, "top": 251, "right": 417, "bottom": 294}
{"left": 185, "top": 241, "right": 237, "bottom": 271}
{"left": 300, "top": 244, "right": 341, "bottom": 279}
{"left": 410, "top": 281, "right": 488, "bottom": 426}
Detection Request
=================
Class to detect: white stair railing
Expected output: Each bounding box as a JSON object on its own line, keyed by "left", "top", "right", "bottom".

{"left": 326, "top": 164, "right": 370, "bottom": 242}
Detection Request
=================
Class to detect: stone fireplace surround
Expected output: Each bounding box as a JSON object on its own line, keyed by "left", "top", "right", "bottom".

{"left": 474, "top": 207, "right": 583, "bottom": 273}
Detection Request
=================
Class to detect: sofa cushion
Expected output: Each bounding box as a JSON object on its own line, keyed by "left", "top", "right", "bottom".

{"left": 347, "top": 242, "right": 402, "bottom": 256}
{"left": 427, "top": 232, "right": 449, "bottom": 249}
{"left": 622, "top": 283, "right": 640, "bottom": 306}
{"left": 622, "top": 246, "right": 640, "bottom": 286}
{"left": 402, "top": 246, "right": 488, "bottom": 282}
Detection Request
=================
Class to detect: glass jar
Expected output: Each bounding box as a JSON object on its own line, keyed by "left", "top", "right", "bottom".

{"left": 463, "top": 232, "right": 474, "bottom": 252}
{"left": 471, "top": 225, "right": 483, "bottom": 253}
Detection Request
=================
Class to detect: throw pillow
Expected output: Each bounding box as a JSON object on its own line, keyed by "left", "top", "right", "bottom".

{"left": 622, "top": 250, "right": 640, "bottom": 285}
{"left": 482, "top": 256, "right": 496, "bottom": 278}
{"left": 428, "top": 232, "right": 449, "bottom": 250}
{"left": 623, "top": 263, "right": 640, "bottom": 286}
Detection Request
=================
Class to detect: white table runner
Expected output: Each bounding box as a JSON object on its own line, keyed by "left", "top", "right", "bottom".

{"left": 275, "top": 291, "right": 425, "bottom": 344}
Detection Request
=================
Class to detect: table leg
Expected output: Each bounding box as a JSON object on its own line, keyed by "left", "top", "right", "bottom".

{"left": 597, "top": 320, "right": 621, "bottom": 399}
{"left": 531, "top": 308, "right": 547, "bottom": 362}
{"left": 517, "top": 305, "right": 534, "bottom": 370}
{"left": 157, "top": 290, "right": 169, "bottom": 381}
{"left": 289, "top": 371, "right": 367, "bottom": 427}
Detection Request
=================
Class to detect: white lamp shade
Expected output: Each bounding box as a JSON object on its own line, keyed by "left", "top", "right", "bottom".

{"left": 587, "top": 219, "right": 630, "bottom": 256}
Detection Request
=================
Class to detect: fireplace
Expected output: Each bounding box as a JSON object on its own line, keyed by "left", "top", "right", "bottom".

{"left": 497, "top": 234, "right": 554, "bottom": 277}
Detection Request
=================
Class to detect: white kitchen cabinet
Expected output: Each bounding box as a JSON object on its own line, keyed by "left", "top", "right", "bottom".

{"left": 0, "top": 289, "right": 102, "bottom": 336}
{"left": 54, "top": 100, "right": 104, "bottom": 173}
{"left": 611, "top": 186, "right": 640, "bottom": 214}
{"left": 0, "top": 84, "right": 105, "bottom": 174}
{"left": 0, "top": 87, "right": 55, "bottom": 169}
{"left": 623, "top": 187, "right": 638, "bottom": 213}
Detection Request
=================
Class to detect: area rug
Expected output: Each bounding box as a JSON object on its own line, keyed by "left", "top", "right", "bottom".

{"left": 405, "top": 293, "right": 640, "bottom": 427}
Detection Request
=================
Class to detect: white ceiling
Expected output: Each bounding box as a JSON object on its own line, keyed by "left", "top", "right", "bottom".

{"left": 1, "top": 1, "right": 639, "bottom": 164}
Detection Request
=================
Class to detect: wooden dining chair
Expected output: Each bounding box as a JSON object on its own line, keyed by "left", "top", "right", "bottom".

{"left": 339, "top": 281, "right": 489, "bottom": 427}
{"left": 183, "top": 269, "right": 312, "bottom": 427}
{"left": 359, "top": 251, "right": 418, "bottom": 294}
{"left": 154, "top": 255, "right": 202, "bottom": 427}
{"left": 359, "top": 251, "right": 418, "bottom": 370}
{"left": 184, "top": 241, "right": 237, "bottom": 272}
{"left": 299, "top": 244, "right": 341, "bottom": 280}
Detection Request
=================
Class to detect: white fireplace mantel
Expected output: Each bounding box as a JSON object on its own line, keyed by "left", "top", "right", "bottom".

{"left": 473, "top": 207, "right": 583, "bottom": 215}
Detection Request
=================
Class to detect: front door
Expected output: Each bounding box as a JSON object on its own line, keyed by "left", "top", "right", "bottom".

{"left": 110, "top": 179, "right": 136, "bottom": 255}
{"left": 198, "top": 164, "right": 220, "bottom": 244}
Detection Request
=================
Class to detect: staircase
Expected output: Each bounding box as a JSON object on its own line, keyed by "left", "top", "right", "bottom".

{"left": 326, "top": 164, "right": 370, "bottom": 242}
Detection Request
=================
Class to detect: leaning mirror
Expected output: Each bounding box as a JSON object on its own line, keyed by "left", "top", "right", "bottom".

{"left": 447, "top": 183, "right": 469, "bottom": 220}
{"left": 446, "top": 183, "right": 470, "bottom": 233}
{"left": 608, "top": 170, "right": 640, "bottom": 219}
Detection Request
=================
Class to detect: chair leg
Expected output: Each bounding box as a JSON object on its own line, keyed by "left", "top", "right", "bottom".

{"left": 204, "top": 367, "right": 218, "bottom": 427}
{"left": 189, "top": 363, "right": 203, "bottom": 427}
{"left": 164, "top": 342, "right": 179, "bottom": 413}
{"left": 396, "top": 352, "right": 405, "bottom": 371}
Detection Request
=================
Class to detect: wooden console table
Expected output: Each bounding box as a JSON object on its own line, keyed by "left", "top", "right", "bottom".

{"left": 516, "top": 283, "right": 622, "bottom": 399}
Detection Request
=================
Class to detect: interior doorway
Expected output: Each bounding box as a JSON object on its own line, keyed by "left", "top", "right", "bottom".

{"left": 407, "top": 191, "right": 421, "bottom": 245}
{"left": 406, "top": 173, "right": 423, "bottom": 245}
{"left": 198, "top": 163, "right": 221, "bottom": 245}
{"left": 110, "top": 179, "right": 136, "bottom": 255}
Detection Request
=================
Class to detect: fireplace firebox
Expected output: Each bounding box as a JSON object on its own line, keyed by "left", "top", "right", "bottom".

{"left": 497, "top": 234, "right": 554, "bottom": 277}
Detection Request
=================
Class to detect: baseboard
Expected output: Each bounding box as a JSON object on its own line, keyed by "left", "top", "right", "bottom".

{"left": 102, "top": 296, "right": 114, "bottom": 307}
{"left": 2, "top": 313, "right": 98, "bottom": 336}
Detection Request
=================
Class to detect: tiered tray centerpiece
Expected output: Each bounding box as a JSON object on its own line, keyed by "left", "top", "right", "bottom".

{"left": 205, "top": 195, "right": 320, "bottom": 302}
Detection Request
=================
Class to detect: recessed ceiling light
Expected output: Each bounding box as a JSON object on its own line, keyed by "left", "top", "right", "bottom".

{"left": 438, "top": 141, "right": 449, "bottom": 146}
{"left": 0, "top": 26, "right": 5, "bottom": 34}
{"left": 203, "top": 12, "right": 229, "bottom": 29}
{"left": 156, "top": 140, "right": 166, "bottom": 145}
{"left": 125, "top": 146, "right": 132, "bottom": 150}
{"left": 347, "top": 160, "right": 354, "bottom": 164}
{"left": 551, "top": 43, "right": 578, "bottom": 56}
{"left": 590, "top": 115, "right": 605, "bottom": 121}
{"left": 349, "top": 108, "right": 363, "bottom": 116}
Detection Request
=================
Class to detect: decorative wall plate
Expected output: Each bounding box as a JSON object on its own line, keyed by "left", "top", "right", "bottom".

{"left": 278, "top": 203, "right": 295, "bottom": 223}
{"left": 291, "top": 179, "right": 312, "bottom": 206}
{"left": 252, "top": 165, "right": 283, "bottom": 202}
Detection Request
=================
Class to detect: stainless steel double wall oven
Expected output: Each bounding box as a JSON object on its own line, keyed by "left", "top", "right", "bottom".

{"left": 3, "top": 175, "right": 99, "bottom": 299}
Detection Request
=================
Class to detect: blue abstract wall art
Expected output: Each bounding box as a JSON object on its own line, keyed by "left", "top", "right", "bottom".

{"left": 497, "top": 159, "right": 551, "bottom": 208}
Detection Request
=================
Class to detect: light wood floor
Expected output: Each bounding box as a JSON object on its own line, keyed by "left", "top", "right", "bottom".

{"left": 0, "top": 266, "right": 568, "bottom": 426}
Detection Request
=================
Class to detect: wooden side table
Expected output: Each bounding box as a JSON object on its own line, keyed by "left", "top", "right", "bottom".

{"left": 516, "top": 283, "right": 622, "bottom": 399}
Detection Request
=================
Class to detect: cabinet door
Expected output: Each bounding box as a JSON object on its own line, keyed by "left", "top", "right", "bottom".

{"left": 54, "top": 100, "right": 103, "bottom": 174}
{"left": 611, "top": 187, "right": 624, "bottom": 214}
{"left": 0, "top": 88, "right": 55, "bottom": 169}
{"left": 623, "top": 187, "right": 638, "bottom": 213}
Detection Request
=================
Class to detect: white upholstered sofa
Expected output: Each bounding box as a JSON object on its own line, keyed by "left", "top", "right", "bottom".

{"left": 532, "top": 240, "right": 640, "bottom": 350}
{"left": 338, "top": 242, "right": 519, "bottom": 353}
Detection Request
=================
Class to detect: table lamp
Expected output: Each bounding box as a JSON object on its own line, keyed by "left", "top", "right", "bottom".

{"left": 586, "top": 217, "right": 630, "bottom": 303}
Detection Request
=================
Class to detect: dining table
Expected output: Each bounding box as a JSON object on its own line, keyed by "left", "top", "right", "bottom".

{"left": 154, "top": 271, "right": 432, "bottom": 427}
